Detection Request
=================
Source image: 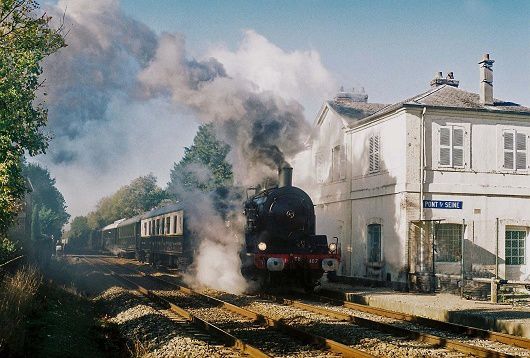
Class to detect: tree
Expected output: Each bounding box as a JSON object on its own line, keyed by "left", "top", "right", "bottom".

{"left": 86, "top": 174, "right": 167, "bottom": 229}
{"left": 168, "top": 123, "right": 233, "bottom": 197}
{"left": 23, "top": 163, "right": 69, "bottom": 241}
{"left": 66, "top": 216, "right": 90, "bottom": 248}
{"left": 30, "top": 203, "right": 40, "bottom": 242}
{"left": 0, "top": 0, "right": 65, "bottom": 236}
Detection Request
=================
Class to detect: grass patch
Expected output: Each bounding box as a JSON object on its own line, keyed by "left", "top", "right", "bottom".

{"left": 0, "top": 265, "right": 42, "bottom": 355}
{"left": 26, "top": 283, "right": 122, "bottom": 358}
{"left": 0, "top": 264, "right": 127, "bottom": 357}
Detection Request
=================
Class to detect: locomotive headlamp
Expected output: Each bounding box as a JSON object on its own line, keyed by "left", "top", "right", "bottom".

{"left": 328, "top": 243, "right": 337, "bottom": 251}
{"left": 258, "top": 242, "right": 267, "bottom": 251}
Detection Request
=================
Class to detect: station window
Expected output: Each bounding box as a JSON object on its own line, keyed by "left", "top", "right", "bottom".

{"left": 144, "top": 222, "right": 147, "bottom": 236}
{"left": 315, "top": 151, "right": 325, "bottom": 183}
{"left": 367, "top": 224, "right": 382, "bottom": 262}
{"left": 332, "top": 145, "right": 346, "bottom": 182}
{"left": 439, "top": 126, "right": 464, "bottom": 168}
{"left": 368, "top": 134, "right": 380, "bottom": 174}
{"left": 173, "top": 216, "right": 178, "bottom": 234}
{"left": 166, "top": 217, "right": 170, "bottom": 234}
{"left": 505, "top": 228, "right": 526, "bottom": 265}
{"left": 435, "top": 223, "right": 462, "bottom": 262}
{"left": 503, "top": 130, "right": 527, "bottom": 171}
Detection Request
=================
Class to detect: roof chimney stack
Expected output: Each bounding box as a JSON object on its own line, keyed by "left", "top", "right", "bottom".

{"left": 479, "top": 53, "right": 495, "bottom": 105}
{"left": 334, "top": 86, "right": 368, "bottom": 103}
{"left": 430, "top": 71, "right": 459, "bottom": 88}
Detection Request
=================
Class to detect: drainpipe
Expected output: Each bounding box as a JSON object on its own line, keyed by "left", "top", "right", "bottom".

{"left": 461, "top": 218, "right": 465, "bottom": 297}
{"left": 495, "top": 218, "right": 499, "bottom": 279}
{"left": 419, "top": 107, "right": 427, "bottom": 274}
{"left": 420, "top": 107, "right": 427, "bottom": 220}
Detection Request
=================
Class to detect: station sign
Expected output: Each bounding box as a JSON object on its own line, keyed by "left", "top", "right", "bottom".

{"left": 423, "top": 200, "right": 463, "bottom": 209}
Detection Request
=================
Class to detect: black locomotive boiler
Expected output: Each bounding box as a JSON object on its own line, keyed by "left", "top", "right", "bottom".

{"left": 243, "top": 165, "right": 340, "bottom": 290}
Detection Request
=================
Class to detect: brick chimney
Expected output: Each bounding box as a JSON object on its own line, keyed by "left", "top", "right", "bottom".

{"left": 430, "top": 71, "right": 459, "bottom": 88}
{"left": 479, "top": 53, "right": 495, "bottom": 105}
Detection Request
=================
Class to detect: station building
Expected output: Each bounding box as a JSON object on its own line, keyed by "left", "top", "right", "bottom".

{"left": 295, "top": 54, "right": 530, "bottom": 290}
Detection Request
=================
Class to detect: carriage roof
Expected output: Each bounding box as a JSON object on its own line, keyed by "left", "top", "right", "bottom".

{"left": 142, "top": 202, "right": 184, "bottom": 220}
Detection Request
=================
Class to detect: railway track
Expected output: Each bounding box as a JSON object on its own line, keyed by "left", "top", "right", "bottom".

{"left": 92, "top": 256, "right": 530, "bottom": 357}
{"left": 258, "top": 293, "right": 530, "bottom": 358}
{"left": 309, "top": 292, "right": 530, "bottom": 352}
{"left": 308, "top": 295, "right": 530, "bottom": 349}
{"left": 84, "top": 256, "right": 366, "bottom": 357}
{"left": 77, "top": 256, "right": 250, "bottom": 357}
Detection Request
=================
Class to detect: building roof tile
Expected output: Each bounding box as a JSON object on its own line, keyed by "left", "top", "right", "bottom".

{"left": 365, "top": 85, "right": 530, "bottom": 123}
{"left": 327, "top": 99, "right": 387, "bottom": 123}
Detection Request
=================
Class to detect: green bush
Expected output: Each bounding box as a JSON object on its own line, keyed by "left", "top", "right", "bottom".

{"left": 0, "top": 237, "right": 18, "bottom": 265}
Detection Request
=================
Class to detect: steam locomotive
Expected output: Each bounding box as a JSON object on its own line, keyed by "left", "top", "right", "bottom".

{"left": 242, "top": 165, "right": 340, "bottom": 290}
{"left": 98, "top": 165, "right": 339, "bottom": 290}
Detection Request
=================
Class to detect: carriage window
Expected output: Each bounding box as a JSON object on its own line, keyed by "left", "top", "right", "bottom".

{"left": 179, "top": 214, "right": 183, "bottom": 233}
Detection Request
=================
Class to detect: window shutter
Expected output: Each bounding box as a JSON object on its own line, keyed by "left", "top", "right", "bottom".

{"left": 503, "top": 131, "right": 515, "bottom": 169}
{"left": 373, "top": 135, "right": 380, "bottom": 172}
{"left": 369, "top": 136, "right": 374, "bottom": 172}
{"left": 453, "top": 127, "right": 463, "bottom": 147}
{"left": 340, "top": 145, "right": 347, "bottom": 179}
{"left": 316, "top": 151, "right": 327, "bottom": 183}
{"left": 332, "top": 146, "right": 341, "bottom": 182}
{"left": 516, "top": 132, "right": 527, "bottom": 170}
{"left": 439, "top": 127, "right": 451, "bottom": 166}
{"left": 440, "top": 127, "right": 450, "bottom": 146}
{"left": 452, "top": 127, "right": 464, "bottom": 167}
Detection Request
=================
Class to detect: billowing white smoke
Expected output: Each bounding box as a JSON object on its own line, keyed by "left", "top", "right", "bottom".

{"left": 38, "top": 0, "right": 336, "bottom": 293}
{"left": 178, "top": 189, "right": 247, "bottom": 294}
{"left": 137, "top": 31, "right": 336, "bottom": 184}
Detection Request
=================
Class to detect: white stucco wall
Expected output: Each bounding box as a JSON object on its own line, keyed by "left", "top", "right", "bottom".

{"left": 304, "top": 101, "right": 530, "bottom": 284}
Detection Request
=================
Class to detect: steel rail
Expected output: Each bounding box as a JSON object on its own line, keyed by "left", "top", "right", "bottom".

{"left": 316, "top": 291, "right": 530, "bottom": 350}
{"left": 116, "top": 257, "right": 528, "bottom": 357}
{"left": 99, "top": 257, "right": 376, "bottom": 358}
{"left": 82, "top": 256, "right": 271, "bottom": 358}
{"left": 261, "top": 294, "right": 517, "bottom": 358}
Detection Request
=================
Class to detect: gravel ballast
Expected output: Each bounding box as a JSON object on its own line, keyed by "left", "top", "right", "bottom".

{"left": 95, "top": 287, "right": 244, "bottom": 357}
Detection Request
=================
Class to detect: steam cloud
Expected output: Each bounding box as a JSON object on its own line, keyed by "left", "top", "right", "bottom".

{"left": 37, "top": 0, "right": 336, "bottom": 293}
{"left": 138, "top": 32, "right": 314, "bottom": 182}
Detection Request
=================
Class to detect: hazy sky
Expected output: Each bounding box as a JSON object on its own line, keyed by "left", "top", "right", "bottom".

{"left": 121, "top": 0, "right": 530, "bottom": 106}
{"left": 38, "top": 1, "right": 530, "bottom": 217}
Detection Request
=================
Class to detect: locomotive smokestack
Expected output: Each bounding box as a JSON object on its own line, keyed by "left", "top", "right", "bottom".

{"left": 278, "top": 164, "right": 293, "bottom": 188}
